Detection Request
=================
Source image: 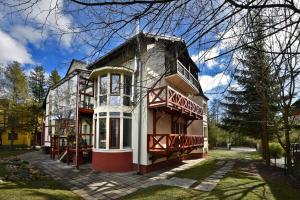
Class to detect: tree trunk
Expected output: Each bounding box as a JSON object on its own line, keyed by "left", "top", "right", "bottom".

{"left": 285, "top": 126, "right": 292, "bottom": 173}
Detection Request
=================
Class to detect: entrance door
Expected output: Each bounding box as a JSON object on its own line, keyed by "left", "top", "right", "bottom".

{"left": 109, "top": 118, "right": 120, "bottom": 149}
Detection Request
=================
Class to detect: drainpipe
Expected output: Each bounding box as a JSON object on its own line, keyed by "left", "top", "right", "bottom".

{"left": 136, "top": 32, "right": 143, "bottom": 174}
{"left": 75, "top": 72, "right": 80, "bottom": 169}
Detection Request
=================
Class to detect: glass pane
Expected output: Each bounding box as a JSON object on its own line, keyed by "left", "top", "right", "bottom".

{"left": 123, "top": 96, "right": 130, "bottom": 106}
{"left": 100, "top": 75, "right": 108, "bottom": 94}
{"left": 123, "top": 118, "right": 132, "bottom": 148}
{"left": 99, "top": 112, "right": 107, "bottom": 116}
{"left": 99, "top": 95, "right": 107, "bottom": 106}
{"left": 110, "top": 112, "right": 120, "bottom": 116}
{"left": 82, "top": 135, "right": 92, "bottom": 146}
{"left": 110, "top": 118, "right": 119, "bottom": 149}
{"left": 124, "top": 75, "right": 132, "bottom": 95}
{"left": 98, "top": 118, "right": 106, "bottom": 149}
{"left": 124, "top": 113, "right": 132, "bottom": 117}
{"left": 111, "top": 74, "right": 120, "bottom": 94}
{"left": 110, "top": 96, "right": 120, "bottom": 105}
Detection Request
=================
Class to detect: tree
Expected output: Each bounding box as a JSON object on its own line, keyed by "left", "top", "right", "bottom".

{"left": 29, "top": 65, "right": 47, "bottom": 104}
{"left": 222, "top": 14, "right": 277, "bottom": 165}
{"left": 28, "top": 65, "right": 47, "bottom": 147}
{"left": 48, "top": 69, "right": 61, "bottom": 88}
{"left": 5, "top": 62, "right": 28, "bottom": 103}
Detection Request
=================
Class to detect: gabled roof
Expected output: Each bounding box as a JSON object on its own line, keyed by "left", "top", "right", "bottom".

{"left": 65, "top": 59, "right": 88, "bottom": 76}
{"left": 87, "top": 32, "right": 199, "bottom": 72}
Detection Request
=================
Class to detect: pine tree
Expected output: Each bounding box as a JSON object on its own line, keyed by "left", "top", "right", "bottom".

{"left": 29, "top": 65, "right": 47, "bottom": 104}
{"left": 222, "top": 14, "right": 277, "bottom": 165}
{"left": 47, "top": 69, "right": 61, "bottom": 88}
{"left": 5, "top": 61, "right": 28, "bottom": 103}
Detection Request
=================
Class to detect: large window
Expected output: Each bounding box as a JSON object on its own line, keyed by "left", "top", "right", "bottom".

{"left": 99, "top": 75, "right": 108, "bottom": 106}
{"left": 123, "top": 118, "right": 132, "bottom": 148}
{"left": 110, "top": 74, "right": 120, "bottom": 105}
{"left": 98, "top": 117, "right": 106, "bottom": 149}
{"left": 123, "top": 75, "right": 132, "bottom": 106}
{"left": 109, "top": 118, "right": 120, "bottom": 149}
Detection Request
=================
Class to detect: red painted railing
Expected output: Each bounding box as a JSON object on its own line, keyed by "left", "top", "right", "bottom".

{"left": 148, "top": 86, "right": 203, "bottom": 119}
{"left": 147, "top": 134, "right": 204, "bottom": 155}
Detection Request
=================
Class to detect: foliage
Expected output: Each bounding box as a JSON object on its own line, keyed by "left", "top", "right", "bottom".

{"left": 47, "top": 69, "right": 61, "bottom": 88}
{"left": 221, "top": 14, "right": 277, "bottom": 164}
{"left": 29, "top": 65, "right": 47, "bottom": 104}
{"left": 208, "top": 120, "right": 228, "bottom": 148}
{"left": 4, "top": 62, "right": 28, "bottom": 103}
{"left": 269, "top": 142, "right": 285, "bottom": 159}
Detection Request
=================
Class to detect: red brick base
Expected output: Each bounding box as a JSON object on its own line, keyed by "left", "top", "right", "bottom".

{"left": 133, "top": 157, "right": 182, "bottom": 174}
{"left": 92, "top": 151, "right": 133, "bottom": 172}
{"left": 91, "top": 151, "right": 207, "bottom": 174}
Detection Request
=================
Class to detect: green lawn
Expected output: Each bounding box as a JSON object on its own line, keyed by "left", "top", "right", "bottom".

{"left": 122, "top": 149, "right": 300, "bottom": 200}
{"left": 0, "top": 180, "right": 82, "bottom": 200}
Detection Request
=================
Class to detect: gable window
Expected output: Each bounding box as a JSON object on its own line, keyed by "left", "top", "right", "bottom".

{"left": 110, "top": 74, "right": 120, "bottom": 105}
{"left": 99, "top": 75, "right": 108, "bottom": 106}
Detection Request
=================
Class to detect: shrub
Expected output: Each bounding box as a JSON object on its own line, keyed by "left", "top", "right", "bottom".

{"left": 269, "top": 142, "right": 285, "bottom": 159}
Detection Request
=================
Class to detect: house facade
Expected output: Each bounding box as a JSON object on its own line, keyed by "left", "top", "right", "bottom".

{"left": 43, "top": 33, "right": 208, "bottom": 173}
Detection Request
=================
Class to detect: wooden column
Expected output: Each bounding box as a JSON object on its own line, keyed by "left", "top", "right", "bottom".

{"left": 153, "top": 109, "right": 156, "bottom": 135}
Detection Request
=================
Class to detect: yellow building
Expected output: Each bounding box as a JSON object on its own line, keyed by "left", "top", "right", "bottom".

{"left": 0, "top": 108, "right": 33, "bottom": 146}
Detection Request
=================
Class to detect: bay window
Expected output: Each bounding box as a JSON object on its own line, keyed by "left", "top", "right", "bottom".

{"left": 98, "top": 113, "right": 106, "bottom": 149}
{"left": 110, "top": 74, "right": 120, "bottom": 105}
{"left": 123, "top": 75, "right": 132, "bottom": 106}
{"left": 99, "top": 75, "right": 108, "bottom": 106}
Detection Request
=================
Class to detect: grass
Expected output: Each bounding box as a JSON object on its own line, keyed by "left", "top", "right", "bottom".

{"left": 174, "top": 158, "right": 218, "bottom": 181}
{"left": 0, "top": 180, "right": 82, "bottom": 200}
{"left": 0, "top": 149, "right": 32, "bottom": 158}
{"left": 0, "top": 148, "right": 82, "bottom": 200}
{"left": 122, "top": 149, "right": 300, "bottom": 200}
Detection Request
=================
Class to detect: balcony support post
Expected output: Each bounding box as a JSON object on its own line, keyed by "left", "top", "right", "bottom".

{"left": 153, "top": 109, "right": 156, "bottom": 135}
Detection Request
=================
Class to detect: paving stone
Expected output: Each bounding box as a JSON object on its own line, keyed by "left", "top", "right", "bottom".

{"left": 162, "top": 177, "right": 197, "bottom": 189}
{"left": 194, "top": 181, "right": 217, "bottom": 191}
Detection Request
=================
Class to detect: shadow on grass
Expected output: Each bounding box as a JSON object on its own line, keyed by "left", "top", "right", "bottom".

{"left": 256, "top": 164, "right": 300, "bottom": 200}
{"left": 0, "top": 180, "right": 82, "bottom": 200}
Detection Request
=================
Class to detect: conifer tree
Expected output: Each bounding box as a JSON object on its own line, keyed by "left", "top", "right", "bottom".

{"left": 222, "top": 14, "right": 277, "bottom": 165}
{"left": 47, "top": 69, "right": 61, "bottom": 88}
{"left": 29, "top": 65, "right": 47, "bottom": 104}
{"left": 5, "top": 61, "right": 28, "bottom": 103}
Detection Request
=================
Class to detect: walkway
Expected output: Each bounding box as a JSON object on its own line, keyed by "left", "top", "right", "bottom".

{"left": 141, "top": 160, "right": 235, "bottom": 192}
{"left": 19, "top": 151, "right": 205, "bottom": 200}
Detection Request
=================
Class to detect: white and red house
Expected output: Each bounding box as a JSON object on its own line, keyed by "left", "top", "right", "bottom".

{"left": 43, "top": 33, "right": 208, "bottom": 173}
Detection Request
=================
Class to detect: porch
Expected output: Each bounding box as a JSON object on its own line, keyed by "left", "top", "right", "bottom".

{"left": 147, "top": 134, "right": 204, "bottom": 156}
{"left": 147, "top": 85, "right": 204, "bottom": 157}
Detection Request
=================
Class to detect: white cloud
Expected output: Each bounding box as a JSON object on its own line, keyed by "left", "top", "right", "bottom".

{"left": 191, "top": 46, "right": 220, "bottom": 69}
{"left": 199, "top": 72, "right": 230, "bottom": 92}
{"left": 10, "top": 25, "right": 46, "bottom": 47}
{"left": 0, "top": 29, "right": 33, "bottom": 64}
{"left": 3, "top": 0, "right": 73, "bottom": 48}
{"left": 21, "top": 0, "right": 73, "bottom": 47}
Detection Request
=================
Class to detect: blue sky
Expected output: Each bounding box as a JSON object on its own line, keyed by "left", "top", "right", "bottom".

{"left": 0, "top": 0, "right": 232, "bottom": 102}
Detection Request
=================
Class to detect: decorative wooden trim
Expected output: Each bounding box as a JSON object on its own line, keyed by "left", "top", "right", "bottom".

{"left": 148, "top": 86, "right": 203, "bottom": 120}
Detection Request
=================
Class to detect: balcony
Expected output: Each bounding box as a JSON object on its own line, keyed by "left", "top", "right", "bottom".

{"left": 148, "top": 86, "right": 203, "bottom": 120}
{"left": 147, "top": 134, "right": 204, "bottom": 156}
{"left": 165, "top": 60, "right": 200, "bottom": 94}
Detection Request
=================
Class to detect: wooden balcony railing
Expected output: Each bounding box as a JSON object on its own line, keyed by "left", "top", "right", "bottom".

{"left": 147, "top": 134, "right": 204, "bottom": 155}
{"left": 148, "top": 86, "right": 203, "bottom": 119}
